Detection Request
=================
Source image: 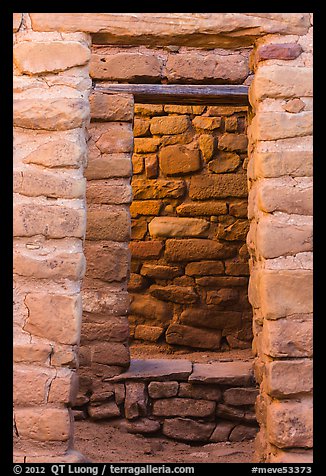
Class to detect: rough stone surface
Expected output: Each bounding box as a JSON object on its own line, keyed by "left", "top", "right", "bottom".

{"left": 106, "top": 359, "right": 192, "bottom": 382}
{"left": 189, "top": 361, "right": 253, "bottom": 385}
{"left": 148, "top": 382, "right": 179, "bottom": 399}
{"left": 90, "top": 92, "right": 133, "bottom": 121}
{"left": 189, "top": 174, "right": 247, "bottom": 199}
{"left": 153, "top": 398, "right": 216, "bottom": 417}
{"left": 159, "top": 145, "right": 201, "bottom": 175}
{"left": 163, "top": 418, "right": 215, "bottom": 442}
{"left": 210, "top": 421, "right": 235, "bottom": 442}
{"left": 88, "top": 402, "right": 121, "bottom": 420}
{"left": 149, "top": 217, "right": 209, "bottom": 238}
{"left": 166, "top": 324, "right": 222, "bottom": 349}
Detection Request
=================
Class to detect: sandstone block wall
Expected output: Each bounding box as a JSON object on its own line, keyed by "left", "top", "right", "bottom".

{"left": 128, "top": 103, "right": 252, "bottom": 350}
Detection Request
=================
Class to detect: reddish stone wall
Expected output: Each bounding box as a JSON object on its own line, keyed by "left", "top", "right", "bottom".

{"left": 129, "top": 103, "right": 252, "bottom": 350}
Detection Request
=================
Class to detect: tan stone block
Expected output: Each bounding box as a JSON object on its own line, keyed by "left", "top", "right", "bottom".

{"left": 166, "top": 324, "right": 222, "bottom": 350}
{"left": 132, "top": 179, "right": 186, "bottom": 199}
{"left": 95, "top": 122, "right": 133, "bottom": 153}
{"left": 133, "top": 137, "right": 161, "bottom": 153}
{"left": 86, "top": 179, "right": 132, "bottom": 205}
{"left": 131, "top": 219, "right": 148, "bottom": 240}
{"left": 130, "top": 294, "right": 173, "bottom": 323}
{"left": 148, "top": 381, "right": 179, "bottom": 398}
{"left": 145, "top": 154, "right": 158, "bottom": 178}
{"left": 141, "top": 264, "right": 182, "bottom": 280}
{"left": 206, "top": 106, "right": 248, "bottom": 116}
{"left": 124, "top": 382, "right": 148, "bottom": 420}
{"left": 257, "top": 178, "right": 313, "bottom": 215}
{"left": 133, "top": 118, "right": 151, "bottom": 137}
{"left": 13, "top": 201, "right": 86, "bottom": 238}
{"left": 130, "top": 200, "right": 163, "bottom": 217}
{"left": 178, "top": 383, "right": 222, "bottom": 401}
{"left": 90, "top": 92, "right": 133, "bottom": 121}
{"left": 14, "top": 98, "right": 89, "bottom": 131}
{"left": 180, "top": 307, "right": 241, "bottom": 330}
{"left": 159, "top": 144, "right": 201, "bottom": 175}
{"left": 150, "top": 115, "right": 190, "bottom": 135}
{"left": 189, "top": 174, "right": 247, "bottom": 199}
{"left": 86, "top": 205, "right": 130, "bottom": 241}
{"left": 149, "top": 217, "right": 209, "bottom": 238}
{"left": 225, "top": 260, "right": 249, "bottom": 276}
{"left": 256, "top": 215, "right": 312, "bottom": 259}
{"left": 23, "top": 140, "right": 86, "bottom": 168}
{"left": 85, "top": 154, "right": 132, "bottom": 180}
{"left": 264, "top": 359, "right": 313, "bottom": 398}
{"left": 15, "top": 408, "right": 71, "bottom": 441}
{"left": 92, "top": 342, "right": 130, "bottom": 366}
{"left": 260, "top": 270, "right": 313, "bottom": 319}
{"left": 132, "top": 154, "right": 144, "bottom": 174}
{"left": 24, "top": 293, "right": 82, "bottom": 345}
{"left": 150, "top": 285, "right": 198, "bottom": 304}
{"left": 90, "top": 53, "right": 162, "bottom": 81}
{"left": 251, "top": 111, "right": 312, "bottom": 141}
{"left": 13, "top": 241, "right": 85, "bottom": 280}
{"left": 166, "top": 239, "right": 237, "bottom": 262}
{"left": 267, "top": 397, "right": 313, "bottom": 448}
{"left": 198, "top": 134, "right": 216, "bottom": 162}
{"left": 14, "top": 366, "right": 53, "bottom": 405}
{"left": 164, "top": 105, "right": 192, "bottom": 114}
{"left": 217, "top": 219, "right": 249, "bottom": 241}
{"left": 81, "top": 317, "right": 129, "bottom": 344}
{"left": 163, "top": 417, "right": 215, "bottom": 442}
{"left": 251, "top": 65, "right": 312, "bottom": 101}
{"left": 13, "top": 41, "right": 90, "bottom": 74}
{"left": 14, "top": 169, "right": 85, "bottom": 199}
{"left": 153, "top": 398, "right": 215, "bottom": 417}
{"left": 225, "top": 116, "right": 238, "bottom": 131}
{"left": 82, "top": 286, "right": 129, "bottom": 316}
{"left": 218, "top": 133, "right": 248, "bottom": 152}
{"left": 223, "top": 388, "right": 258, "bottom": 406}
{"left": 210, "top": 421, "right": 235, "bottom": 442}
{"left": 229, "top": 200, "right": 248, "bottom": 218}
{"left": 14, "top": 340, "right": 52, "bottom": 365}
{"left": 134, "top": 325, "right": 164, "bottom": 342}
{"left": 253, "top": 137, "right": 313, "bottom": 178}
{"left": 196, "top": 276, "right": 246, "bottom": 287}
{"left": 134, "top": 104, "right": 164, "bottom": 116}
{"left": 208, "top": 153, "right": 241, "bottom": 173}
{"left": 283, "top": 98, "right": 306, "bottom": 113}
{"left": 192, "top": 116, "right": 222, "bottom": 130}
{"left": 262, "top": 316, "right": 313, "bottom": 358}
{"left": 176, "top": 201, "right": 227, "bottom": 216}
{"left": 88, "top": 401, "right": 121, "bottom": 420}
{"left": 48, "top": 369, "right": 79, "bottom": 405}
{"left": 185, "top": 260, "right": 224, "bottom": 276}
{"left": 84, "top": 241, "right": 129, "bottom": 282}
{"left": 129, "top": 241, "right": 163, "bottom": 259}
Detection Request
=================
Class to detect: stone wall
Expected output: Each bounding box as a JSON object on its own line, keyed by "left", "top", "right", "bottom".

{"left": 74, "top": 359, "right": 258, "bottom": 444}
{"left": 129, "top": 103, "right": 252, "bottom": 350}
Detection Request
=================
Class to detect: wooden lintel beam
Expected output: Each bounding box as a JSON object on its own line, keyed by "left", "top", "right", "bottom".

{"left": 94, "top": 84, "right": 249, "bottom": 106}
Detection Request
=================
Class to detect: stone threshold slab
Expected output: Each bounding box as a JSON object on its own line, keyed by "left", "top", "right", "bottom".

{"left": 105, "top": 358, "right": 254, "bottom": 385}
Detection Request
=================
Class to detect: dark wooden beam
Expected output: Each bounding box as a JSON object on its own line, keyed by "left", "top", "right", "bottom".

{"left": 94, "top": 84, "right": 249, "bottom": 106}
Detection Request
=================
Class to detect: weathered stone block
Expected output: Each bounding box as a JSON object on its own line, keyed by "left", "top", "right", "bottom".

{"left": 86, "top": 179, "right": 132, "bottom": 205}
{"left": 145, "top": 155, "right": 158, "bottom": 178}
{"left": 125, "top": 382, "right": 148, "bottom": 420}
{"left": 48, "top": 369, "right": 79, "bottom": 406}
{"left": 134, "top": 137, "right": 161, "bottom": 153}
{"left": 159, "top": 144, "right": 201, "bottom": 175}
{"left": 218, "top": 219, "right": 249, "bottom": 241}
{"left": 95, "top": 123, "right": 133, "bottom": 154}
{"left": 90, "top": 53, "right": 163, "bottom": 81}
{"left": 148, "top": 381, "right": 179, "bottom": 399}
{"left": 140, "top": 264, "right": 183, "bottom": 280}
{"left": 106, "top": 358, "right": 192, "bottom": 382}
{"left": 129, "top": 241, "right": 163, "bottom": 259}
{"left": 185, "top": 260, "right": 224, "bottom": 276}
{"left": 229, "top": 425, "right": 258, "bottom": 441}
{"left": 166, "top": 324, "right": 222, "bottom": 349}
{"left": 15, "top": 408, "right": 71, "bottom": 441}
{"left": 149, "top": 217, "right": 209, "bottom": 238}
{"left": 149, "top": 285, "right": 198, "bottom": 304}
{"left": 13, "top": 41, "right": 90, "bottom": 74}
{"left": 229, "top": 200, "right": 248, "bottom": 218}
{"left": 257, "top": 178, "right": 313, "bottom": 215}
{"left": 180, "top": 307, "right": 241, "bottom": 330}
{"left": 23, "top": 140, "right": 85, "bottom": 169}
{"left": 128, "top": 273, "right": 148, "bottom": 292}
{"left": 193, "top": 116, "right": 222, "bottom": 130}
{"left": 223, "top": 388, "right": 258, "bottom": 406}
{"left": 130, "top": 295, "right": 173, "bottom": 322}
{"left": 132, "top": 154, "right": 144, "bottom": 174}
{"left": 264, "top": 359, "right": 313, "bottom": 398}
{"left": 134, "top": 325, "right": 164, "bottom": 342}
{"left": 218, "top": 133, "right": 248, "bottom": 152}
{"left": 86, "top": 205, "right": 130, "bottom": 241}
{"left": 153, "top": 398, "right": 215, "bottom": 417}
{"left": 88, "top": 402, "right": 121, "bottom": 420}
{"left": 206, "top": 288, "right": 238, "bottom": 306}
{"left": 131, "top": 219, "right": 147, "bottom": 240}
{"left": 256, "top": 43, "right": 303, "bottom": 62}
{"left": 14, "top": 366, "right": 52, "bottom": 405}
{"left": 134, "top": 104, "right": 164, "bottom": 116}
{"left": 130, "top": 200, "right": 163, "bottom": 217}
{"left": 210, "top": 421, "right": 235, "bottom": 442}
{"left": 198, "top": 134, "right": 216, "bottom": 162}
{"left": 165, "top": 239, "right": 232, "bottom": 262}
{"left": 84, "top": 241, "right": 129, "bottom": 282}
{"left": 267, "top": 397, "right": 313, "bottom": 448}
{"left": 176, "top": 201, "right": 227, "bottom": 216}
{"left": 119, "top": 419, "right": 161, "bottom": 434}
{"left": 90, "top": 92, "right": 133, "bottom": 121}
{"left": 24, "top": 293, "right": 82, "bottom": 345}
{"left": 189, "top": 174, "right": 247, "bottom": 199}
{"left": 251, "top": 111, "right": 312, "bottom": 141}
{"left": 133, "top": 118, "right": 150, "bottom": 137}
{"left": 178, "top": 383, "right": 222, "bottom": 401}
{"left": 196, "top": 276, "right": 247, "bottom": 287}
{"left": 14, "top": 99, "right": 89, "bottom": 130}
{"left": 163, "top": 418, "right": 215, "bottom": 442}
{"left": 208, "top": 153, "right": 241, "bottom": 173}
{"left": 150, "top": 116, "right": 190, "bottom": 135}
{"left": 216, "top": 403, "right": 245, "bottom": 421}
{"left": 132, "top": 179, "right": 186, "bottom": 199}
{"left": 92, "top": 342, "right": 130, "bottom": 366}
{"left": 190, "top": 361, "right": 253, "bottom": 385}
{"left": 81, "top": 318, "right": 129, "bottom": 344}
{"left": 85, "top": 154, "right": 132, "bottom": 180}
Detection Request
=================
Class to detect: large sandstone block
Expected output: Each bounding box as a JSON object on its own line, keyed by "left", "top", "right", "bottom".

{"left": 176, "top": 201, "right": 227, "bottom": 216}
{"left": 90, "top": 52, "right": 163, "bottom": 81}
{"left": 165, "top": 239, "right": 234, "bottom": 262}
{"left": 14, "top": 408, "right": 71, "bottom": 441}
{"left": 262, "top": 316, "right": 313, "bottom": 358}
{"left": 13, "top": 200, "right": 86, "bottom": 238}
{"left": 14, "top": 98, "right": 89, "bottom": 130}
{"left": 180, "top": 307, "right": 241, "bottom": 330}
{"left": 149, "top": 217, "right": 209, "bottom": 238}
{"left": 90, "top": 92, "right": 133, "bottom": 121}
{"left": 132, "top": 179, "right": 186, "bottom": 199}
{"left": 14, "top": 169, "right": 85, "bottom": 199}
{"left": 13, "top": 41, "right": 90, "bottom": 74}
{"left": 85, "top": 154, "right": 132, "bottom": 180}
{"left": 86, "top": 179, "right": 132, "bottom": 205}
{"left": 223, "top": 388, "right": 258, "bottom": 406}
{"left": 134, "top": 137, "right": 161, "bottom": 153}
{"left": 251, "top": 65, "right": 313, "bottom": 101}
{"left": 107, "top": 358, "right": 192, "bottom": 382}
{"left": 199, "top": 134, "right": 217, "bottom": 162}
{"left": 256, "top": 215, "right": 312, "bottom": 259}
{"left": 208, "top": 153, "right": 241, "bottom": 173}
{"left": 189, "top": 174, "right": 247, "bottom": 199}
{"left": 140, "top": 264, "right": 182, "bottom": 279}
{"left": 24, "top": 293, "right": 82, "bottom": 345}
{"left": 129, "top": 241, "right": 163, "bottom": 259}
{"left": 94, "top": 123, "right": 133, "bottom": 154}
{"left": 264, "top": 359, "right": 313, "bottom": 398}
{"left": 166, "top": 324, "right": 222, "bottom": 349}
{"left": 259, "top": 270, "right": 313, "bottom": 319}
{"left": 257, "top": 178, "right": 313, "bottom": 215}
{"left": 130, "top": 295, "right": 173, "bottom": 323}
{"left": 92, "top": 342, "right": 130, "bottom": 366}
{"left": 251, "top": 111, "right": 312, "bottom": 141}
{"left": 178, "top": 383, "right": 222, "bottom": 401}
{"left": 86, "top": 205, "right": 130, "bottom": 241}
{"left": 150, "top": 115, "right": 190, "bottom": 135}
{"left": 133, "top": 118, "right": 151, "bottom": 137}
{"left": 185, "top": 260, "right": 224, "bottom": 276}
{"left": 22, "top": 140, "right": 86, "bottom": 169}
{"left": 130, "top": 201, "right": 163, "bottom": 217}
{"left": 152, "top": 398, "right": 215, "bottom": 417}
{"left": 81, "top": 317, "right": 129, "bottom": 344}
{"left": 84, "top": 241, "right": 129, "bottom": 282}
{"left": 14, "top": 366, "right": 53, "bottom": 405}
{"left": 82, "top": 288, "right": 129, "bottom": 316}
{"left": 163, "top": 418, "right": 215, "bottom": 442}
{"left": 148, "top": 381, "right": 179, "bottom": 398}
{"left": 134, "top": 324, "right": 164, "bottom": 342}
{"left": 159, "top": 144, "right": 201, "bottom": 175}
{"left": 48, "top": 369, "right": 79, "bottom": 406}
{"left": 149, "top": 285, "right": 198, "bottom": 304}
{"left": 189, "top": 361, "right": 253, "bottom": 385}
{"left": 218, "top": 133, "right": 248, "bottom": 152}
{"left": 192, "top": 116, "right": 222, "bottom": 130}
{"left": 267, "top": 397, "right": 313, "bottom": 448}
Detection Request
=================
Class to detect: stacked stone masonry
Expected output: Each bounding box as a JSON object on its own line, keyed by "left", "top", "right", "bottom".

{"left": 13, "top": 13, "right": 313, "bottom": 464}
{"left": 73, "top": 359, "right": 259, "bottom": 444}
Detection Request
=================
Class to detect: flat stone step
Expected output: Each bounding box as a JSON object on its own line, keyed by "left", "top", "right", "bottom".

{"left": 189, "top": 361, "right": 254, "bottom": 386}
{"left": 105, "top": 359, "right": 193, "bottom": 382}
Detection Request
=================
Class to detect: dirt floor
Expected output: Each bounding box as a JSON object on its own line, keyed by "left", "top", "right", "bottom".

{"left": 74, "top": 420, "right": 255, "bottom": 463}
